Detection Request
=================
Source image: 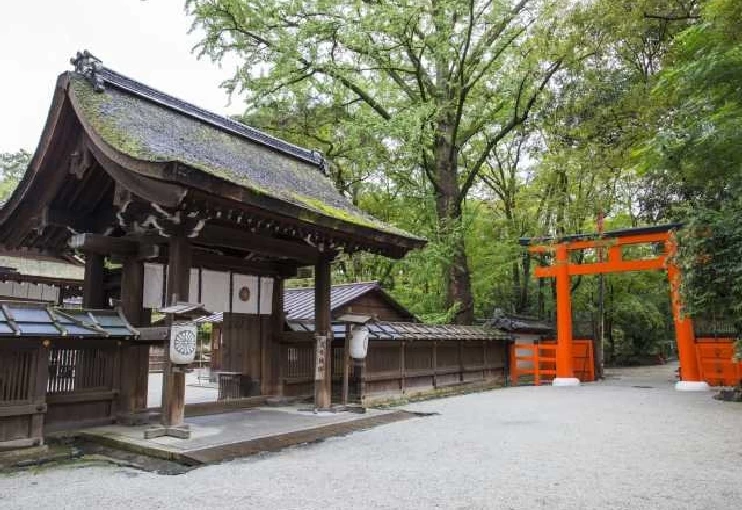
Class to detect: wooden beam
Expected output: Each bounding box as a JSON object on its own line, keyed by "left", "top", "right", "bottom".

{"left": 71, "top": 233, "right": 137, "bottom": 255}
{"left": 70, "top": 233, "right": 159, "bottom": 259}
{"left": 39, "top": 206, "right": 116, "bottom": 234}
{"left": 534, "top": 256, "right": 666, "bottom": 278}
{"left": 188, "top": 252, "right": 297, "bottom": 278}
{"left": 198, "top": 224, "right": 321, "bottom": 264}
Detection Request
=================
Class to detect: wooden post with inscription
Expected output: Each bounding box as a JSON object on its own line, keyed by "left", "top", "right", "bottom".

{"left": 314, "top": 255, "right": 332, "bottom": 409}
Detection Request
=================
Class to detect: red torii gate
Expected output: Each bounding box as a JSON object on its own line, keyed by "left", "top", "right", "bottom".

{"left": 522, "top": 224, "right": 709, "bottom": 391}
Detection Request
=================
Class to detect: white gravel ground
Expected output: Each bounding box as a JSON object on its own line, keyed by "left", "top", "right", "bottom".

{"left": 2, "top": 364, "right": 741, "bottom": 510}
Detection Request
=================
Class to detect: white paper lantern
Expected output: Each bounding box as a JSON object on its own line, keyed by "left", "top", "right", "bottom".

{"left": 170, "top": 323, "right": 197, "bottom": 365}
{"left": 349, "top": 326, "right": 369, "bottom": 359}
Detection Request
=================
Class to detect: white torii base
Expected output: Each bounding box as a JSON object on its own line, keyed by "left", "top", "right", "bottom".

{"left": 552, "top": 377, "right": 581, "bottom": 387}
{"left": 675, "top": 380, "right": 710, "bottom": 392}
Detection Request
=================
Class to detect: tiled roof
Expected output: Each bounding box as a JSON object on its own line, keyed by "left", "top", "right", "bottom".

{"left": 286, "top": 320, "right": 511, "bottom": 341}
{"left": 0, "top": 301, "right": 137, "bottom": 337}
{"left": 284, "top": 281, "right": 381, "bottom": 321}
{"left": 487, "top": 314, "right": 554, "bottom": 334}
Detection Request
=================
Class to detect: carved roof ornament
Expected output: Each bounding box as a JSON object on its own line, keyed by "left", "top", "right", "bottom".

{"left": 70, "top": 50, "right": 105, "bottom": 92}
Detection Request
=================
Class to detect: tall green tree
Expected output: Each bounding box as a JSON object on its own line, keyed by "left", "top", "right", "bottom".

{"left": 0, "top": 149, "right": 30, "bottom": 203}
{"left": 187, "top": 0, "right": 585, "bottom": 323}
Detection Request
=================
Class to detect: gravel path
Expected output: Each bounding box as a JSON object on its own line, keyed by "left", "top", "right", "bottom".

{"left": 2, "top": 364, "right": 741, "bottom": 510}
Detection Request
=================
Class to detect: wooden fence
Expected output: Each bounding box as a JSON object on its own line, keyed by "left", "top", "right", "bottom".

{"left": 0, "top": 344, "right": 46, "bottom": 448}
{"left": 695, "top": 338, "right": 741, "bottom": 386}
{"left": 44, "top": 340, "right": 120, "bottom": 431}
{"left": 279, "top": 333, "right": 508, "bottom": 400}
{"left": 362, "top": 340, "right": 507, "bottom": 398}
{"left": 510, "top": 339, "right": 595, "bottom": 385}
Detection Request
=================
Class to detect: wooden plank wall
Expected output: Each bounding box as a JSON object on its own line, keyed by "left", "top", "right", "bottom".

{"left": 278, "top": 336, "right": 508, "bottom": 401}
{"left": 363, "top": 340, "right": 507, "bottom": 398}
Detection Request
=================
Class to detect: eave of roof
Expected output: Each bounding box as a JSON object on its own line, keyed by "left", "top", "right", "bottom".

{"left": 287, "top": 320, "right": 512, "bottom": 342}
{"left": 65, "top": 64, "right": 425, "bottom": 250}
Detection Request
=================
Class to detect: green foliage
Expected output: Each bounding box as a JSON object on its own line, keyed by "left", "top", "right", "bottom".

{"left": 0, "top": 149, "right": 30, "bottom": 203}
{"left": 181, "top": 0, "right": 738, "bottom": 362}
{"left": 638, "top": 0, "right": 742, "bottom": 357}
{"left": 187, "top": 0, "right": 592, "bottom": 323}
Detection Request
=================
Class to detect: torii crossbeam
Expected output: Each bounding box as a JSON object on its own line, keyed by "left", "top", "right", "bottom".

{"left": 522, "top": 224, "right": 709, "bottom": 391}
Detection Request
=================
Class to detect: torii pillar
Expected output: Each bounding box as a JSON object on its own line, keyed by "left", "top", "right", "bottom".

{"left": 553, "top": 243, "right": 580, "bottom": 387}
{"left": 666, "top": 235, "right": 709, "bottom": 391}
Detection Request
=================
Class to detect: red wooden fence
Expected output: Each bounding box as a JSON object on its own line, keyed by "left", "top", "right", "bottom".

{"left": 510, "top": 339, "right": 595, "bottom": 386}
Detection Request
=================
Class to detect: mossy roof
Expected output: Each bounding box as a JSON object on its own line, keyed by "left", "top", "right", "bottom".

{"left": 68, "top": 69, "right": 423, "bottom": 242}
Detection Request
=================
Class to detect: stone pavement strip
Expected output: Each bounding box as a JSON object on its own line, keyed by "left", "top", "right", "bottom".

{"left": 1, "top": 363, "right": 740, "bottom": 510}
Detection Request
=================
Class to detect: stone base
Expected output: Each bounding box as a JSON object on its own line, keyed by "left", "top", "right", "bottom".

{"left": 117, "top": 410, "right": 152, "bottom": 426}
{"left": 143, "top": 425, "right": 191, "bottom": 439}
{"left": 552, "top": 377, "right": 581, "bottom": 387}
{"left": 674, "top": 380, "right": 710, "bottom": 392}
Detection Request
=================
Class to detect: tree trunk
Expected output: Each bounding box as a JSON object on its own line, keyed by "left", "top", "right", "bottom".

{"left": 432, "top": 118, "right": 474, "bottom": 325}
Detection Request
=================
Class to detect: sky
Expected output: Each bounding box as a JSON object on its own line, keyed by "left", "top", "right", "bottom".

{"left": 0, "top": 0, "right": 241, "bottom": 153}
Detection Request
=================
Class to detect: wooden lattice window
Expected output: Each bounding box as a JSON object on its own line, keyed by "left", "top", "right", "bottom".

{"left": 47, "top": 347, "right": 115, "bottom": 394}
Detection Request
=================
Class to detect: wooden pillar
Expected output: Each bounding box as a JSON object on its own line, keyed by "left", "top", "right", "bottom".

{"left": 117, "top": 258, "right": 149, "bottom": 424}
{"left": 554, "top": 243, "right": 578, "bottom": 385}
{"left": 162, "top": 236, "right": 192, "bottom": 427}
{"left": 314, "top": 255, "right": 332, "bottom": 409}
{"left": 262, "top": 277, "right": 285, "bottom": 396}
{"left": 83, "top": 252, "right": 106, "bottom": 308}
{"left": 666, "top": 236, "right": 704, "bottom": 386}
{"left": 354, "top": 357, "right": 367, "bottom": 405}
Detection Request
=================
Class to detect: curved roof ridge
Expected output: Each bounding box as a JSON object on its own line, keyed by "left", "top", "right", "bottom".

{"left": 93, "top": 66, "right": 326, "bottom": 170}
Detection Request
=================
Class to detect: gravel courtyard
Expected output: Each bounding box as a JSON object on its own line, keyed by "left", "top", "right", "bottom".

{"left": 2, "top": 363, "right": 740, "bottom": 510}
